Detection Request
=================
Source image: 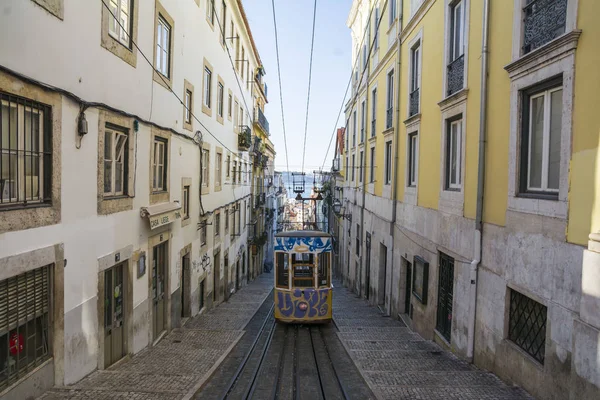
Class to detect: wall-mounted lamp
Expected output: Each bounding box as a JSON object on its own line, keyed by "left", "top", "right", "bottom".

{"left": 332, "top": 199, "right": 352, "bottom": 221}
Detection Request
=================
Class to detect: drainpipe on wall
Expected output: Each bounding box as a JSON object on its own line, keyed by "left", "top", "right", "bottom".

{"left": 389, "top": 0, "right": 404, "bottom": 315}
{"left": 467, "top": 0, "right": 490, "bottom": 362}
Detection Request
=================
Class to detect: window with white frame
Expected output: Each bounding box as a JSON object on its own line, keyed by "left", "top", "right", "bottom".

{"left": 226, "top": 155, "right": 231, "bottom": 178}
{"left": 217, "top": 82, "right": 224, "bottom": 118}
{"left": 104, "top": 126, "right": 129, "bottom": 196}
{"left": 352, "top": 110, "right": 357, "bottom": 146}
{"left": 232, "top": 161, "right": 237, "bottom": 184}
{"left": 207, "top": 0, "right": 215, "bottom": 25}
{"left": 225, "top": 207, "right": 229, "bottom": 232}
{"left": 409, "top": 42, "right": 421, "bottom": 117}
{"left": 1, "top": 93, "right": 50, "bottom": 206}
{"left": 447, "top": 0, "right": 465, "bottom": 96}
{"left": 228, "top": 94, "right": 232, "bottom": 118}
{"left": 361, "top": 101, "right": 366, "bottom": 142}
{"left": 520, "top": 78, "right": 562, "bottom": 197}
{"left": 152, "top": 137, "right": 167, "bottom": 192}
{"left": 156, "top": 16, "right": 171, "bottom": 77}
{"left": 184, "top": 89, "right": 192, "bottom": 124}
{"left": 108, "top": 0, "right": 131, "bottom": 47}
{"left": 215, "top": 152, "right": 222, "bottom": 187}
{"left": 371, "top": 88, "right": 377, "bottom": 137}
{"left": 351, "top": 155, "right": 355, "bottom": 181}
{"left": 386, "top": 70, "right": 394, "bottom": 129}
{"left": 369, "top": 146, "right": 375, "bottom": 183}
{"left": 389, "top": 0, "right": 397, "bottom": 24}
{"left": 215, "top": 212, "right": 221, "bottom": 236}
{"left": 345, "top": 156, "right": 349, "bottom": 181}
{"left": 445, "top": 117, "right": 462, "bottom": 190}
{"left": 359, "top": 151, "right": 364, "bottom": 183}
{"left": 374, "top": 7, "right": 380, "bottom": 49}
{"left": 385, "top": 140, "right": 392, "bottom": 184}
{"left": 362, "top": 44, "right": 367, "bottom": 69}
{"left": 221, "top": 0, "right": 227, "bottom": 45}
{"left": 408, "top": 132, "right": 418, "bottom": 187}
{"left": 201, "top": 220, "right": 207, "bottom": 245}
{"left": 522, "top": 0, "right": 567, "bottom": 55}
{"left": 204, "top": 67, "right": 212, "bottom": 108}
{"left": 182, "top": 185, "right": 190, "bottom": 219}
{"left": 202, "top": 149, "right": 209, "bottom": 187}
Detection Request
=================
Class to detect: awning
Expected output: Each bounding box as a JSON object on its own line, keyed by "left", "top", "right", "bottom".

{"left": 140, "top": 201, "right": 182, "bottom": 230}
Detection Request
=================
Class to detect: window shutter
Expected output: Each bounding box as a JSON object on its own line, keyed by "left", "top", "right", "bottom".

{"left": 0, "top": 265, "right": 50, "bottom": 334}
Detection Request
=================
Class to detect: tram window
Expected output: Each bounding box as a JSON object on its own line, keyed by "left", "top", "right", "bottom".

{"left": 318, "top": 252, "right": 330, "bottom": 287}
{"left": 276, "top": 253, "right": 289, "bottom": 288}
{"left": 292, "top": 253, "right": 314, "bottom": 265}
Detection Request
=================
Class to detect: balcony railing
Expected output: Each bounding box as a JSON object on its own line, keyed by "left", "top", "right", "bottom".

{"left": 371, "top": 119, "right": 376, "bottom": 137}
{"left": 447, "top": 54, "right": 464, "bottom": 96}
{"left": 522, "top": 0, "right": 567, "bottom": 54}
{"left": 238, "top": 126, "right": 251, "bottom": 150}
{"left": 255, "top": 107, "right": 270, "bottom": 135}
{"left": 409, "top": 88, "right": 420, "bottom": 117}
{"left": 386, "top": 107, "right": 393, "bottom": 129}
{"left": 360, "top": 128, "right": 365, "bottom": 143}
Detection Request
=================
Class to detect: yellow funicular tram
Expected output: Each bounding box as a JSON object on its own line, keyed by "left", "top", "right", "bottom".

{"left": 273, "top": 230, "right": 333, "bottom": 323}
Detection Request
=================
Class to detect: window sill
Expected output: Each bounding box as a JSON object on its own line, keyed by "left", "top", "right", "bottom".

{"left": 99, "top": 195, "right": 133, "bottom": 215}
{"left": 0, "top": 202, "right": 51, "bottom": 212}
{"left": 368, "top": 134, "right": 377, "bottom": 143}
{"left": 504, "top": 30, "right": 581, "bottom": 80}
{"left": 439, "top": 188, "right": 464, "bottom": 216}
{"left": 181, "top": 216, "right": 191, "bottom": 228}
{"left": 382, "top": 126, "right": 394, "bottom": 137}
{"left": 150, "top": 191, "right": 170, "bottom": 205}
{"left": 507, "top": 195, "right": 567, "bottom": 220}
{"left": 403, "top": 113, "right": 421, "bottom": 126}
{"left": 438, "top": 88, "right": 468, "bottom": 112}
{"left": 502, "top": 339, "right": 545, "bottom": 369}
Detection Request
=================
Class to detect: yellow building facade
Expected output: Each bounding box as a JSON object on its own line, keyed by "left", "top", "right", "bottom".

{"left": 338, "top": 1, "right": 600, "bottom": 399}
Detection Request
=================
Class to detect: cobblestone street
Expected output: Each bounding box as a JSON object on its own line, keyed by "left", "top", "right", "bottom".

{"left": 37, "top": 275, "right": 274, "bottom": 400}
{"left": 332, "top": 282, "right": 534, "bottom": 400}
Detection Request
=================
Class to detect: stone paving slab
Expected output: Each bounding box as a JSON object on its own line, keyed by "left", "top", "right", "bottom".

{"left": 38, "top": 274, "right": 273, "bottom": 399}
{"left": 332, "top": 283, "right": 534, "bottom": 400}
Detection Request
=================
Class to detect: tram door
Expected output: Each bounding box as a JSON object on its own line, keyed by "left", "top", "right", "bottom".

{"left": 104, "top": 263, "right": 125, "bottom": 368}
{"left": 152, "top": 242, "right": 168, "bottom": 340}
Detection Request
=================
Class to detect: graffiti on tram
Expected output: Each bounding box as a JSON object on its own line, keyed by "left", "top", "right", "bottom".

{"left": 275, "top": 288, "right": 331, "bottom": 319}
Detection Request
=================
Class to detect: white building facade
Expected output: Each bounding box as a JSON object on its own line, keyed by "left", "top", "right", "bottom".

{"left": 0, "top": 0, "right": 269, "bottom": 397}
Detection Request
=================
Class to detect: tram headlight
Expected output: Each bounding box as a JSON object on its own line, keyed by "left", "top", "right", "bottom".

{"left": 298, "top": 302, "right": 308, "bottom": 311}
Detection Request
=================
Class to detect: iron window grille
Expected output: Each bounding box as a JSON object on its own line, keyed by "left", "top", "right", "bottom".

{"left": 1, "top": 92, "right": 52, "bottom": 208}
{"left": 508, "top": 289, "right": 547, "bottom": 364}
{"left": 522, "top": 0, "right": 567, "bottom": 54}
{"left": 386, "top": 108, "right": 393, "bottom": 129}
{"left": 409, "top": 89, "right": 420, "bottom": 117}
{"left": 0, "top": 265, "right": 52, "bottom": 391}
{"left": 447, "top": 0, "right": 465, "bottom": 96}
{"left": 436, "top": 252, "right": 454, "bottom": 342}
{"left": 447, "top": 55, "right": 465, "bottom": 96}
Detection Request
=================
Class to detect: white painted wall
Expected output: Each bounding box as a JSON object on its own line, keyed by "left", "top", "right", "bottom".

{"left": 0, "top": 0, "right": 265, "bottom": 385}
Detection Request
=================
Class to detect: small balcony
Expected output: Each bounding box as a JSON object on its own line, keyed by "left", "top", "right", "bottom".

{"left": 409, "top": 88, "right": 420, "bottom": 117}
{"left": 238, "top": 126, "right": 252, "bottom": 151}
{"left": 447, "top": 54, "right": 464, "bottom": 96}
{"left": 254, "top": 108, "right": 270, "bottom": 135}
{"left": 522, "top": 0, "right": 567, "bottom": 54}
{"left": 371, "top": 119, "right": 376, "bottom": 137}
{"left": 386, "top": 107, "right": 393, "bottom": 129}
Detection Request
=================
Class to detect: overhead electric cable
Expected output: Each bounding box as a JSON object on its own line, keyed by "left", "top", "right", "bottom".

{"left": 301, "top": 0, "right": 318, "bottom": 174}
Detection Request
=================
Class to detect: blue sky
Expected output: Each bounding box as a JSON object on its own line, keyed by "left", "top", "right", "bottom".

{"left": 242, "top": 0, "right": 352, "bottom": 173}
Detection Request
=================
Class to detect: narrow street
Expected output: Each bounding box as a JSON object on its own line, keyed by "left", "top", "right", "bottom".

{"left": 36, "top": 274, "right": 534, "bottom": 399}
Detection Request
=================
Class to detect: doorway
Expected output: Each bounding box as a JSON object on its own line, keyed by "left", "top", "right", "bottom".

{"left": 365, "top": 233, "right": 371, "bottom": 300}
{"left": 181, "top": 253, "right": 190, "bottom": 319}
{"left": 152, "top": 241, "right": 168, "bottom": 340}
{"left": 236, "top": 259, "right": 240, "bottom": 291}
{"left": 224, "top": 254, "right": 229, "bottom": 300}
{"left": 104, "top": 263, "right": 126, "bottom": 368}
{"left": 378, "top": 244, "right": 387, "bottom": 309}
{"left": 403, "top": 258, "right": 413, "bottom": 317}
{"left": 436, "top": 253, "right": 454, "bottom": 342}
{"left": 199, "top": 279, "right": 205, "bottom": 311}
{"left": 213, "top": 251, "right": 221, "bottom": 303}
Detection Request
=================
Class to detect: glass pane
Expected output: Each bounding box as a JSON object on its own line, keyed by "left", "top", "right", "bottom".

{"left": 548, "top": 89, "right": 562, "bottom": 190}
{"left": 115, "top": 134, "right": 127, "bottom": 161}
{"left": 115, "top": 162, "right": 123, "bottom": 193}
{"left": 1, "top": 103, "right": 18, "bottom": 150}
{"left": 105, "top": 132, "right": 113, "bottom": 161}
{"left": 109, "top": 0, "right": 118, "bottom": 36}
{"left": 158, "top": 165, "right": 164, "bottom": 189}
{"left": 104, "top": 161, "right": 112, "bottom": 193}
{"left": 24, "top": 110, "right": 40, "bottom": 152}
{"left": 529, "top": 96, "right": 544, "bottom": 189}
{"left": 120, "top": 13, "right": 129, "bottom": 43}
{"left": 450, "top": 124, "right": 458, "bottom": 184}
{"left": 453, "top": 3, "right": 462, "bottom": 58}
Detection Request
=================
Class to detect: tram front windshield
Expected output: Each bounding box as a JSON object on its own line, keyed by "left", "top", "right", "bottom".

{"left": 292, "top": 253, "right": 314, "bottom": 288}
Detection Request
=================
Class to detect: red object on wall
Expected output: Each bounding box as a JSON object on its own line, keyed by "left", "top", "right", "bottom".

{"left": 9, "top": 333, "right": 24, "bottom": 355}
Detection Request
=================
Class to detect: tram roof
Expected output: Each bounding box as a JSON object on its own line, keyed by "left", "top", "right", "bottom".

{"left": 275, "top": 230, "right": 332, "bottom": 238}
